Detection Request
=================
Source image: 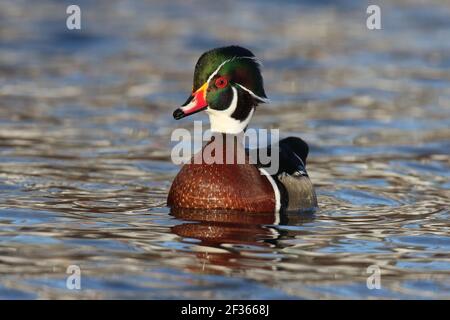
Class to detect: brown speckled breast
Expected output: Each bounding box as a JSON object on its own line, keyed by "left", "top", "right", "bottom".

{"left": 167, "top": 136, "right": 275, "bottom": 212}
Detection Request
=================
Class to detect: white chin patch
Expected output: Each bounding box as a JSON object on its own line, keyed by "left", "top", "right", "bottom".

{"left": 206, "top": 86, "right": 254, "bottom": 134}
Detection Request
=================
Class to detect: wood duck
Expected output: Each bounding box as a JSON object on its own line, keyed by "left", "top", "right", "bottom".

{"left": 168, "top": 46, "right": 317, "bottom": 213}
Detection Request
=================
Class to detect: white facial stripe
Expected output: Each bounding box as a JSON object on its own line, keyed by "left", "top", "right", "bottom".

{"left": 205, "top": 57, "right": 268, "bottom": 105}
{"left": 235, "top": 83, "right": 269, "bottom": 103}
{"left": 190, "top": 56, "right": 265, "bottom": 134}
{"left": 206, "top": 86, "right": 254, "bottom": 134}
{"left": 259, "top": 167, "right": 281, "bottom": 213}
{"left": 180, "top": 97, "right": 198, "bottom": 113}
{"left": 206, "top": 56, "right": 263, "bottom": 86}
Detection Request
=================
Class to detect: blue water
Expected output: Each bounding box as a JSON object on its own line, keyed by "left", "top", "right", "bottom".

{"left": 0, "top": 0, "right": 449, "bottom": 299}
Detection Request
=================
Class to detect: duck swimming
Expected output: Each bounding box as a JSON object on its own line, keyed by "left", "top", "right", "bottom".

{"left": 168, "top": 46, "right": 317, "bottom": 213}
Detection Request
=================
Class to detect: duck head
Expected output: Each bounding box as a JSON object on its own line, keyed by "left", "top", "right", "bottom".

{"left": 173, "top": 46, "right": 268, "bottom": 134}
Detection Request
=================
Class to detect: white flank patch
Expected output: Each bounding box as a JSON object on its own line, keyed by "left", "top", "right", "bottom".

{"left": 259, "top": 167, "right": 281, "bottom": 213}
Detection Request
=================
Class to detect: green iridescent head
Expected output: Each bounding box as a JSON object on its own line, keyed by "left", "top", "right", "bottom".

{"left": 173, "top": 46, "right": 268, "bottom": 134}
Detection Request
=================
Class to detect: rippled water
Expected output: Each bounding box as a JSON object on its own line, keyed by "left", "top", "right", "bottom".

{"left": 0, "top": 0, "right": 449, "bottom": 299}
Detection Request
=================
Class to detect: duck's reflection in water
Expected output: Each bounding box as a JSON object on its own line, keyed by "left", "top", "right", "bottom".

{"left": 170, "top": 208, "right": 314, "bottom": 273}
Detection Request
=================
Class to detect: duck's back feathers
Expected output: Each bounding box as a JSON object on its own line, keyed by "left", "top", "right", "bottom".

{"left": 249, "top": 137, "right": 318, "bottom": 212}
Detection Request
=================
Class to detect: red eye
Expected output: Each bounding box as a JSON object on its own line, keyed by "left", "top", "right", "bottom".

{"left": 215, "top": 76, "right": 228, "bottom": 89}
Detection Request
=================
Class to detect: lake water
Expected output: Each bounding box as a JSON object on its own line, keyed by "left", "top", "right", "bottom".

{"left": 0, "top": 0, "right": 449, "bottom": 299}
